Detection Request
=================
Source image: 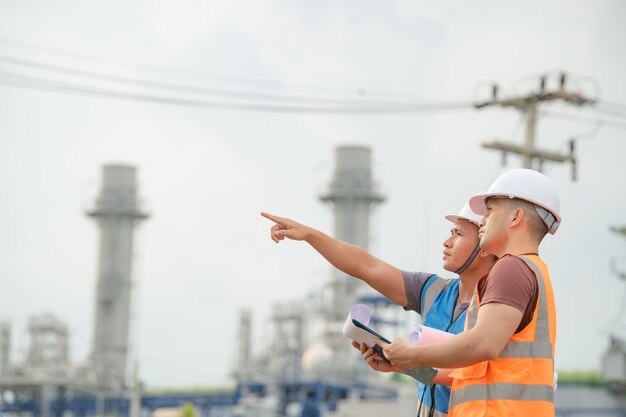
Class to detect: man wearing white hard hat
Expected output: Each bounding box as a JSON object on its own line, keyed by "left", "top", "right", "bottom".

{"left": 261, "top": 203, "right": 497, "bottom": 417}
{"left": 380, "top": 169, "right": 559, "bottom": 417}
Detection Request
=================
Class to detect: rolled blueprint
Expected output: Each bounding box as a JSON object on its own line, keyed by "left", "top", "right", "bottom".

{"left": 342, "top": 304, "right": 379, "bottom": 347}
{"left": 409, "top": 324, "right": 454, "bottom": 346}
{"left": 410, "top": 325, "right": 454, "bottom": 377}
{"left": 343, "top": 304, "right": 438, "bottom": 385}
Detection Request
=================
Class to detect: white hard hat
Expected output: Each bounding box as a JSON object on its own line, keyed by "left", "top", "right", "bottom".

{"left": 469, "top": 169, "right": 561, "bottom": 234}
{"left": 445, "top": 203, "right": 483, "bottom": 226}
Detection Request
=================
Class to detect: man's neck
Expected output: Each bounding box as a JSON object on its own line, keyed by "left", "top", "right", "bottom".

{"left": 491, "top": 228, "right": 541, "bottom": 258}
{"left": 458, "top": 269, "right": 486, "bottom": 304}
{"left": 495, "top": 241, "right": 540, "bottom": 258}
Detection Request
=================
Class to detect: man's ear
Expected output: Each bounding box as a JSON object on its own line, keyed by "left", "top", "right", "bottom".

{"left": 510, "top": 207, "right": 525, "bottom": 227}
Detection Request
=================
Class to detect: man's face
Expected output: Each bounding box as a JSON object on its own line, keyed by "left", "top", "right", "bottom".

{"left": 478, "top": 197, "right": 510, "bottom": 255}
{"left": 442, "top": 219, "right": 480, "bottom": 272}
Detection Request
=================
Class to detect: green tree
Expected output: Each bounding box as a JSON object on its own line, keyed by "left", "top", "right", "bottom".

{"left": 180, "top": 403, "right": 197, "bottom": 417}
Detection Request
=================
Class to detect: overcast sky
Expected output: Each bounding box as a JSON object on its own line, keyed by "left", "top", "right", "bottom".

{"left": 1, "top": 0, "right": 626, "bottom": 388}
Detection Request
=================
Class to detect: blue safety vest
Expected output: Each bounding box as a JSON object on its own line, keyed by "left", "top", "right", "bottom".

{"left": 416, "top": 275, "right": 467, "bottom": 417}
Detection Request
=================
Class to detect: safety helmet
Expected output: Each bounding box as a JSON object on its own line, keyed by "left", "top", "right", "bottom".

{"left": 445, "top": 203, "right": 483, "bottom": 226}
{"left": 469, "top": 168, "right": 561, "bottom": 234}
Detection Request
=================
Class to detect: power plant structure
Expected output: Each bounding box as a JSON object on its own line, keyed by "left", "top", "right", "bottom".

{"left": 0, "top": 165, "right": 150, "bottom": 417}
{"left": 86, "top": 165, "right": 149, "bottom": 392}
{"left": 249, "top": 145, "right": 391, "bottom": 384}
{"left": 0, "top": 148, "right": 409, "bottom": 417}
{"left": 1, "top": 149, "right": 626, "bottom": 417}
{"left": 319, "top": 145, "right": 386, "bottom": 323}
{"left": 232, "top": 145, "right": 416, "bottom": 417}
{"left": 318, "top": 145, "right": 388, "bottom": 384}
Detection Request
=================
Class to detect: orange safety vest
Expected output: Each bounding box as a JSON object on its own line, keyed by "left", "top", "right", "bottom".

{"left": 448, "top": 255, "right": 557, "bottom": 417}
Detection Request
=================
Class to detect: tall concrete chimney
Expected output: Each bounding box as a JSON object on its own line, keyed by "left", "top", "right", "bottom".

{"left": 319, "top": 145, "right": 385, "bottom": 321}
{"left": 86, "top": 165, "right": 148, "bottom": 390}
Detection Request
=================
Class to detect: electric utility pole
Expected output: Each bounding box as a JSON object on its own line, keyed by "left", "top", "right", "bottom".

{"left": 476, "top": 72, "right": 595, "bottom": 179}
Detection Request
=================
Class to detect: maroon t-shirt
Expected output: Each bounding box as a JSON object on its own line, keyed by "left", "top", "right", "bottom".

{"left": 477, "top": 255, "right": 538, "bottom": 333}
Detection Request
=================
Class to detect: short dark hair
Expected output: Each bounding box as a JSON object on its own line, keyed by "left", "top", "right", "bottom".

{"left": 501, "top": 197, "right": 548, "bottom": 243}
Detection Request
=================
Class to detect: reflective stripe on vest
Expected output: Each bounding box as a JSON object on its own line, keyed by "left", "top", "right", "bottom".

{"left": 497, "top": 340, "right": 552, "bottom": 359}
{"left": 421, "top": 276, "right": 454, "bottom": 317}
{"left": 449, "top": 255, "right": 556, "bottom": 417}
{"left": 418, "top": 276, "right": 464, "bottom": 417}
{"left": 449, "top": 383, "right": 554, "bottom": 408}
{"left": 519, "top": 258, "right": 551, "bottom": 345}
{"left": 466, "top": 290, "right": 479, "bottom": 329}
{"left": 497, "top": 257, "right": 552, "bottom": 359}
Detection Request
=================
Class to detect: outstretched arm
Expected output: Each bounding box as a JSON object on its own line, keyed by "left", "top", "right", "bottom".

{"left": 261, "top": 212, "right": 408, "bottom": 306}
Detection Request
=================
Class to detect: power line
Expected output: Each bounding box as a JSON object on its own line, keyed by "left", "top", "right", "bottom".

{"left": 0, "top": 37, "right": 325, "bottom": 93}
{"left": 0, "top": 36, "right": 440, "bottom": 101}
{"left": 592, "top": 102, "right": 626, "bottom": 121}
{"left": 542, "top": 111, "right": 626, "bottom": 131}
{"left": 0, "top": 70, "right": 472, "bottom": 114}
{"left": 0, "top": 54, "right": 445, "bottom": 106}
{"left": 591, "top": 108, "right": 626, "bottom": 121}
{"left": 597, "top": 100, "right": 626, "bottom": 112}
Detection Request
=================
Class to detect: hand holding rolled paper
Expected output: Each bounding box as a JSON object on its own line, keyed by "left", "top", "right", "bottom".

{"left": 409, "top": 324, "right": 454, "bottom": 377}
{"left": 343, "top": 304, "right": 438, "bottom": 384}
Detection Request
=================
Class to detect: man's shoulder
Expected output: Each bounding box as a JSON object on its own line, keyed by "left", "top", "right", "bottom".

{"left": 482, "top": 255, "right": 537, "bottom": 298}
{"left": 495, "top": 254, "right": 527, "bottom": 266}
{"left": 482, "top": 255, "right": 541, "bottom": 332}
{"left": 490, "top": 255, "right": 533, "bottom": 277}
{"left": 402, "top": 271, "right": 458, "bottom": 314}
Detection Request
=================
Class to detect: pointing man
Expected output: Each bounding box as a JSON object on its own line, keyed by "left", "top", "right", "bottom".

{"left": 261, "top": 203, "right": 496, "bottom": 417}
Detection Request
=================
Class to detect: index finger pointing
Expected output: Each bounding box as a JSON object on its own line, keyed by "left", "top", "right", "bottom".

{"left": 261, "top": 212, "right": 281, "bottom": 223}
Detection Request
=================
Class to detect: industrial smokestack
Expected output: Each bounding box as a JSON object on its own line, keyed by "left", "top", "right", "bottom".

{"left": 86, "top": 165, "right": 148, "bottom": 391}
{"left": 319, "top": 145, "right": 385, "bottom": 321}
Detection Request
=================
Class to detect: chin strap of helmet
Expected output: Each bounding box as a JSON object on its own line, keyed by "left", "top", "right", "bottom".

{"left": 454, "top": 241, "right": 481, "bottom": 274}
